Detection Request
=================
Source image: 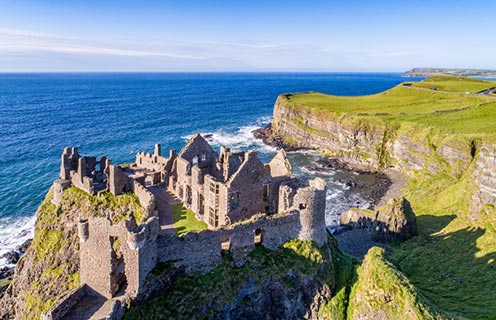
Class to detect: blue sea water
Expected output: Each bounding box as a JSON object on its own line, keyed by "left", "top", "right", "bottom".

{"left": 0, "top": 72, "right": 420, "bottom": 266}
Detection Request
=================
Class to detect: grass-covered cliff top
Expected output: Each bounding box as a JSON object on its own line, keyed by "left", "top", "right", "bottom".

{"left": 406, "top": 75, "right": 496, "bottom": 93}
{"left": 282, "top": 76, "right": 496, "bottom": 135}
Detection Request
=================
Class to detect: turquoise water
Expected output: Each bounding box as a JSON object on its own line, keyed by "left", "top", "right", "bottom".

{"left": 0, "top": 72, "right": 420, "bottom": 265}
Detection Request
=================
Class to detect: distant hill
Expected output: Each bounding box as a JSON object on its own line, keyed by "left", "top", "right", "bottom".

{"left": 404, "top": 67, "right": 496, "bottom": 78}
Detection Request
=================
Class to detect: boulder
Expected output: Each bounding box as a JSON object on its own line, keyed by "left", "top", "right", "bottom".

{"left": 340, "top": 197, "right": 417, "bottom": 242}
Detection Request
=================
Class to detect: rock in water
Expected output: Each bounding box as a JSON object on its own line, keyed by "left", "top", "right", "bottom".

{"left": 340, "top": 197, "right": 417, "bottom": 242}
{"left": 0, "top": 251, "right": 19, "bottom": 265}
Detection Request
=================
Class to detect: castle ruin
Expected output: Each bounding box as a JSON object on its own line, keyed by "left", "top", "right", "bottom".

{"left": 44, "top": 134, "right": 327, "bottom": 319}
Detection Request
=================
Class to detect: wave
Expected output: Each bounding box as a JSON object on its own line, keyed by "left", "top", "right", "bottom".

{"left": 0, "top": 215, "right": 35, "bottom": 269}
{"left": 183, "top": 116, "right": 276, "bottom": 155}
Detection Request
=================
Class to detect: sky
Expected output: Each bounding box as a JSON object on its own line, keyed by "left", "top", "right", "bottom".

{"left": 0, "top": 0, "right": 495, "bottom": 72}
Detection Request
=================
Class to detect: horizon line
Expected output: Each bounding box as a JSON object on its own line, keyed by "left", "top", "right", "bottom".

{"left": 0, "top": 70, "right": 407, "bottom": 74}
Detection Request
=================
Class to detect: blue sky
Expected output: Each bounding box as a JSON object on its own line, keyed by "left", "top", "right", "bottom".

{"left": 0, "top": 0, "right": 494, "bottom": 72}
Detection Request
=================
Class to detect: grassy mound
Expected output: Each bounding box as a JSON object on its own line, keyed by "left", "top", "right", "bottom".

{"left": 348, "top": 247, "right": 447, "bottom": 320}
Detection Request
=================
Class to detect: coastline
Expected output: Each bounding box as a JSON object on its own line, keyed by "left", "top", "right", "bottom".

{"left": 253, "top": 124, "right": 404, "bottom": 209}
{"left": 252, "top": 124, "right": 407, "bottom": 258}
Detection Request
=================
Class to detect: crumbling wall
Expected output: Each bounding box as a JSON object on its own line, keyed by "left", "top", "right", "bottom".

{"left": 268, "top": 149, "right": 292, "bottom": 177}
{"left": 226, "top": 151, "right": 268, "bottom": 223}
{"left": 52, "top": 179, "right": 71, "bottom": 205}
{"left": 132, "top": 180, "right": 156, "bottom": 218}
{"left": 108, "top": 165, "right": 132, "bottom": 196}
{"left": 78, "top": 216, "right": 159, "bottom": 299}
{"left": 157, "top": 211, "right": 302, "bottom": 273}
{"left": 135, "top": 152, "right": 169, "bottom": 172}
{"left": 41, "top": 285, "right": 89, "bottom": 320}
{"left": 292, "top": 178, "right": 327, "bottom": 246}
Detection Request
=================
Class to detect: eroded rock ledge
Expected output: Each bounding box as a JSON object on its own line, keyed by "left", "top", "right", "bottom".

{"left": 340, "top": 197, "right": 418, "bottom": 243}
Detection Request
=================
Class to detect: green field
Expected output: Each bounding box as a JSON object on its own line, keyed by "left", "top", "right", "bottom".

{"left": 407, "top": 75, "right": 496, "bottom": 93}
{"left": 283, "top": 76, "right": 495, "bottom": 117}
{"left": 172, "top": 203, "right": 208, "bottom": 236}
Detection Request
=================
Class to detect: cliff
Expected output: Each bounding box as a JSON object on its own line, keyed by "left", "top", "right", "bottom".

{"left": 0, "top": 187, "right": 144, "bottom": 319}
{"left": 267, "top": 76, "right": 496, "bottom": 318}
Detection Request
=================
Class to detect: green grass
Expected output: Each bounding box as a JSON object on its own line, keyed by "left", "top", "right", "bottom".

{"left": 408, "top": 75, "right": 496, "bottom": 93}
{"left": 278, "top": 75, "right": 496, "bottom": 318}
{"left": 283, "top": 79, "right": 493, "bottom": 117}
{"left": 391, "top": 169, "right": 496, "bottom": 319}
{"left": 125, "top": 239, "right": 332, "bottom": 319}
{"left": 172, "top": 203, "right": 208, "bottom": 236}
{"left": 401, "top": 101, "right": 496, "bottom": 136}
{"left": 347, "top": 247, "right": 447, "bottom": 320}
{"left": 60, "top": 187, "right": 145, "bottom": 224}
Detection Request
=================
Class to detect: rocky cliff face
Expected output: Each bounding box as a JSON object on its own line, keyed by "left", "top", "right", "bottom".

{"left": 0, "top": 189, "right": 80, "bottom": 320}
{"left": 472, "top": 144, "right": 496, "bottom": 213}
{"left": 271, "top": 95, "right": 496, "bottom": 214}
{"left": 272, "top": 97, "right": 385, "bottom": 170}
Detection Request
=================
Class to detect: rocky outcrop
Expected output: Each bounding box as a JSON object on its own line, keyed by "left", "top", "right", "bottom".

{"left": 222, "top": 274, "right": 331, "bottom": 320}
{"left": 0, "top": 187, "right": 144, "bottom": 319}
{"left": 340, "top": 197, "right": 418, "bottom": 242}
{"left": 472, "top": 144, "right": 496, "bottom": 213}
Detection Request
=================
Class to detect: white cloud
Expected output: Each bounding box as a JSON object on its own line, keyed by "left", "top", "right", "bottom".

{"left": 0, "top": 27, "right": 204, "bottom": 59}
{"left": 0, "top": 27, "right": 417, "bottom": 71}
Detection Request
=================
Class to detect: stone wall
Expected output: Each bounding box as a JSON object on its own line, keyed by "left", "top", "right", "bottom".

{"left": 135, "top": 146, "right": 175, "bottom": 173}
{"left": 41, "top": 285, "right": 89, "bottom": 320}
{"left": 157, "top": 211, "right": 302, "bottom": 273}
{"left": 293, "top": 178, "right": 327, "bottom": 246}
{"left": 225, "top": 151, "right": 268, "bottom": 223}
{"left": 157, "top": 177, "right": 327, "bottom": 273}
{"left": 132, "top": 180, "right": 156, "bottom": 218}
{"left": 78, "top": 216, "right": 159, "bottom": 299}
{"left": 108, "top": 165, "right": 132, "bottom": 195}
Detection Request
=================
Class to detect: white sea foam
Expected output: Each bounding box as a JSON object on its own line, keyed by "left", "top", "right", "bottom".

{"left": 0, "top": 214, "right": 36, "bottom": 269}
{"left": 183, "top": 116, "right": 276, "bottom": 154}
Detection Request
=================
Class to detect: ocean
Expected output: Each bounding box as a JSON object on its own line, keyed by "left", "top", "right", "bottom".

{"left": 0, "top": 72, "right": 420, "bottom": 268}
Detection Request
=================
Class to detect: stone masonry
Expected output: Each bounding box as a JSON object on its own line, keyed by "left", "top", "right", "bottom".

{"left": 43, "top": 135, "right": 328, "bottom": 320}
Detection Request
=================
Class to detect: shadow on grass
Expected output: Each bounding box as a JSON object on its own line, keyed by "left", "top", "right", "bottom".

{"left": 171, "top": 203, "right": 207, "bottom": 236}
{"left": 393, "top": 214, "right": 496, "bottom": 319}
